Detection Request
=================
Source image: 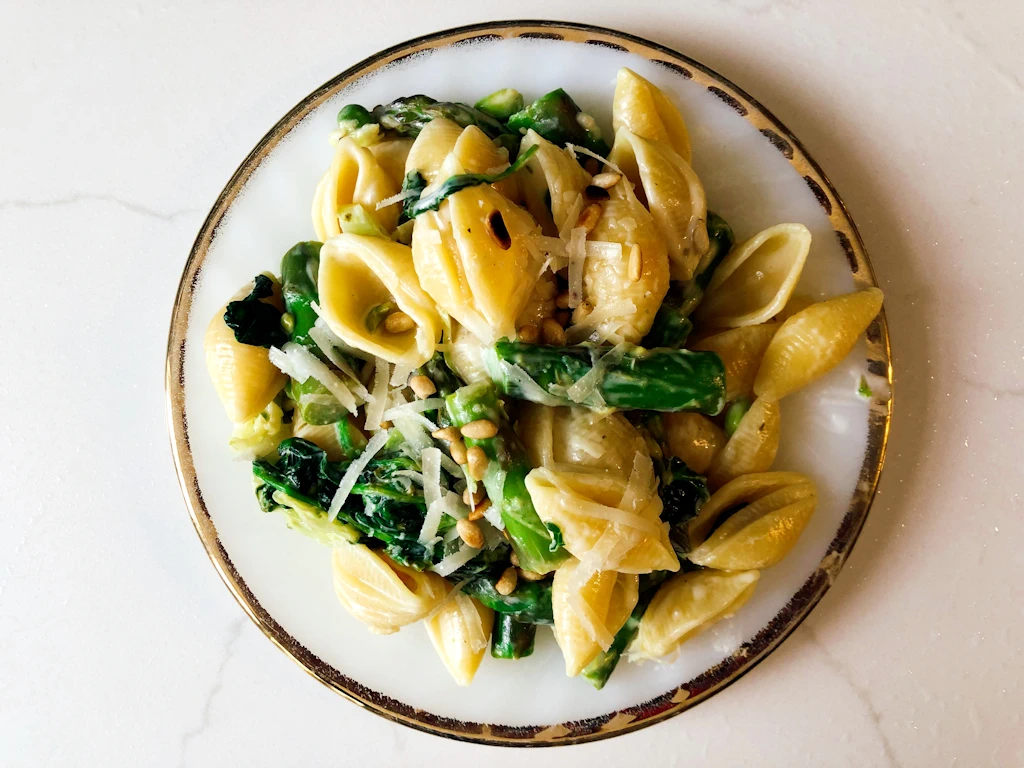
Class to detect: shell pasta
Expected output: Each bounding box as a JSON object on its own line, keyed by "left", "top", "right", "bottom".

{"left": 203, "top": 74, "right": 883, "bottom": 689}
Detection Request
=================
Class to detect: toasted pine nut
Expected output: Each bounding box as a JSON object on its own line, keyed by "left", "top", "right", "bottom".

{"left": 432, "top": 426, "right": 460, "bottom": 442}
{"left": 576, "top": 203, "right": 603, "bottom": 234}
{"left": 383, "top": 311, "right": 415, "bottom": 333}
{"left": 542, "top": 317, "right": 566, "bottom": 346}
{"left": 467, "top": 498, "right": 491, "bottom": 522}
{"left": 517, "top": 324, "right": 539, "bottom": 343}
{"left": 449, "top": 439, "right": 468, "bottom": 465}
{"left": 456, "top": 518, "right": 485, "bottom": 549}
{"left": 467, "top": 446, "right": 489, "bottom": 481}
{"left": 461, "top": 419, "right": 498, "bottom": 440}
{"left": 509, "top": 551, "right": 520, "bottom": 567}
{"left": 628, "top": 243, "right": 643, "bottom": 282}
{"left": 591, "top": 172, "right": 622, "bottom": 189}
{"left": 462, "top": 485, "right": 487, "bottom": 506}
{"left": 408, "top": 375, "right": 436, "bottom": 399}
{"left": 555, "top": 309, "right": 571, "bottom": 328}
{"left": 495, "top": 567, "right": 519, "bottom": 595}
{"left": 518, "top": 568, "right": 547, "bottom": 582}
{"left": 379, "top": 420, "right": 393, "bottom": 430}
{"left": 554, "top": 291, "right": 572, "bottom": 309}
{"left": 572, "top": 300, "right": 593, "bottom": 324}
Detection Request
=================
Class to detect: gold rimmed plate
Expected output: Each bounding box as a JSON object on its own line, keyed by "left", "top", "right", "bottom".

{"left": 165, "top": 21, "right": 892, "bottom": 746}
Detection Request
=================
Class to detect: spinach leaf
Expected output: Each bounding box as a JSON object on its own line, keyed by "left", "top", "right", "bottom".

{"left": 223, "top": 274, "right": 287, "bottom": 348}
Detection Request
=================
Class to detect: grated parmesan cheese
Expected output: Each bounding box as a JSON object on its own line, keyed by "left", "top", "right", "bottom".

{"left": 418, "top": 447, "right": 443, "bottom": 542}
{"left": 430, "top": 543, "right": 481, "bottom": 577}
{"left": 567, "top": 143, "right": 626, "bottom": 178}
{"left": 268, "top": 342, "right": 357, "bottom": 412}
{"left": 566, "top": 300, "right": 636, "bottom": 345}
{"left": 567, "top": 227, "right": 587, "bottom": 308}
{"left": 327, "top": 429, "right": 390, "bottom": 521}
{"left": 566, "top": 342, "right": 630, "bottom": 404}
{"left": 375, "top": 187, "right": 419, "bottom": 211}
{"left": 364, "top": 357, "right": 390, "bottom": 430}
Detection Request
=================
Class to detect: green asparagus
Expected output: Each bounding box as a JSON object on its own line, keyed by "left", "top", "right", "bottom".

{"left": 446, "top": 381, "right": 567, "bottom": 573}
{"left": 724, "top": 397, "right": 752, "bottom": 436}
{"left": 484, "top": 342, "right": 727, "bottom": 415}
{"left": 507, "top": 88, "right": 609, "bottom": 156}
{"left": 463, "top": 576, "right": 553, "bottom": 624}
{"left": 475, "top": 88, "right": 525, "bottom": 122}
{"left": 490, "top": 614, "right": 537, "bottom": 659}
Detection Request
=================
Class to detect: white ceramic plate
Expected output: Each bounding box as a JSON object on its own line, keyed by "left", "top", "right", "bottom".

{"left": 166, "top": 22, "right": 892, "bottom": 745}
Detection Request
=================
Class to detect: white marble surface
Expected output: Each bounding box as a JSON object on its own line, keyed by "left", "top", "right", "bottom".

{"left": 1, "top": 1, "right": 1021, "bottom": 765}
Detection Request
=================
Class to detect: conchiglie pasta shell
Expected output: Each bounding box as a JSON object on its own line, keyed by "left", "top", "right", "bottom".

{"left": 629, "top": 569, "right": 759, "bottom": 662}
{"left": 707, "top": 398, "right": 781, "bottom": 489}
{"left": 424, "top": 588, "right": 493, "bottom": 686}
{"left": 582, "top": 187, "right": 670, "bottom": 343}
{"left": 204, "top": 279, "right": 287, "bottom": 423}
{"left": 515, "top": 270, "right": 558, "bottom": 329}
{"left": 519, "top": 129, "right": 591, "bottom": 236}
{"left": 404, "top": 118, "right": 463, "bottom": 183}
{"left": 312, "top": 137, "right": 399, "bottom": 240}
{"left": 368, "top": 138, "right": 414, "bottom": 189}
{"left": 612, "top": 67, "right": 692, "bottom": 163}
{"left": 331, "top": 542, "right": 447, "bottom": 634}
{"left": 291, "top": 415, "right": 346, "bottom": 461}
{"left": 695, "top": 223, "right": 812, "bottom": 328}
{"left": 608, "top": 128, "right": 708, "bottom": 281}
{"left": 452, "top": 125, "right": 519, "bottom": 202}
{"left": 317, "top": 234, "right": 443, "bottom": 367}
{"left": 517, "top": 404, "right": 650, "bottom": 479}
{"left": 525, "top": 468, "right": 679, "bottom": 574}
{"left": 661, "top": 412, "right": 726, "bottom": 475}
{"left": 754, "top": 288, "right": 884, "bottom": 401}
{"left": 688, "top": 482, "right": 817, "bottom": 570}
{"left": 552, "top": 560, "right": 638, "bottom": 676}
{"left": 446, "top": 322, "right": 490, "bottom": 384}
{"left": 413, "top": 184, "right": 540, "bottom": 343}
{"left": 691, "top": 323, "right": 779, "bottom": 402}
{"left": 686, "top": 471, "right": 812, "bottom": 547}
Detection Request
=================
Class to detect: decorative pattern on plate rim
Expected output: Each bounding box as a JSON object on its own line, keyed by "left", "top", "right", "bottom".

{"left": 165, "top": 19, "right": 893, "bottom": 747}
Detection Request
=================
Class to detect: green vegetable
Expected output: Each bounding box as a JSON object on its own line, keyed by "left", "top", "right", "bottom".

{"left": 446, "top": 382, "right": 567, "bottom": 573}
{"left": 724, "top": 397, "right": 753, "bottom": 436}
{"left": 223, "top": 274, "right": 287, "bottom": 348}
{"left": 545, "top": 522, "right": 564, "bottom": 552}
{"left": 475, "top": 88, "right": 525, "bottom": 122}
{"left": 402, "top": 144, "right": 538, "bottom": 219}
{"left": 340, "top": 95, "right": 517, "bottom": 149}
{"left": 858, "top": 375, "right": 873, "bottom": 398}
{"left": 485, "top": 341, "right": 727, "bottom": 415}
{"left": 334, "top": 416, "right": 368, "bottom": 461}
{"left": 658, "top": 457, "right": 710, "bottom": 556}
{"left": 463, "top": 577, "right": 553, "bottom": 624}
{"left": 364, "top": 301, "right": 397, "bottom": 333}
{"left": 507, "top": 88, "right": 609, "bottom": 156}
{"left": 491, "top": 614, "right": 537, "bottom": 659}
{"left": 337, "top": 104, "right": 373, "bottom": 132}
{"left": 337, "top": 204, "right": 390, "bottom": 238}
{"left": 581, "top": 572, "right": 671, "bottom": 689}
{"left": 642, "top": 306, "right": 693, "bottom": 349}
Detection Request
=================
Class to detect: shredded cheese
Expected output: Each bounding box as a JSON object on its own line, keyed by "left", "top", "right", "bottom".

{"left": 430, "top": 543, "right": 481, "bottom": 577}
{"left": 375, "top": 187, "right": 418, "bottom": 211}
{"left": 567, "top": 226, "right": 587, "bottom": 308}
{"left": 567, "top": 143, "right": 626, "bottom": 177}
{"left": 268, "top": 342, "right": 357, "bottom": 412}
{"left": 566, "top": 300, "right": 636, "bottom": 344}
{"left": 418, "top": 448, "right": 443, "bottom": 542}
{"left": 309, "top": 323, "right": 370, "bottom": 399}
{"left": 566, "top": 341, "right": 630, "bottom": 404}
{"left": 390, "top": 364, "right": 413, "bottom": 387}
{"left": 364, "top": 357, "right": 390, "bottom": 430}
{"left": 327, "top": 429, "right": 390, "bottom": 521}
{"left": 309, "top": 307, "right": 373, "bottom": 360}
{"left": 558, "top": 193, "right": 585, "bottom": 240}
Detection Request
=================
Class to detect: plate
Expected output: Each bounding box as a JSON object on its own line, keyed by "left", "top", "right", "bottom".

{"left": 166, "top": 21, "right": 892, "bottom": 746}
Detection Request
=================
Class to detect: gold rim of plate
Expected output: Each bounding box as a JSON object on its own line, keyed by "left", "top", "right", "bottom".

{"left": 164, "top": 20, "right": 893, "bottom": 747}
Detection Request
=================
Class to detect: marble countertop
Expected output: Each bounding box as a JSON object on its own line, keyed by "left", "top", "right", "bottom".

{"left": 2, "top": 1, "right": 1021, "bottom": 765}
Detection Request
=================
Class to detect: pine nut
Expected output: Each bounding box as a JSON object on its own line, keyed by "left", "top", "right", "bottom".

{"left": 449, "top": 440, "right": 468, "bottom": 465}
{"left": 576, "top": 203, "right": 603, "bottom": 234}
{"left": 541, "top": 317, "right": 566, "bottom": 346}
{"left": 432, "top": 426, "right": 460, "bottom": 442}
{"left": 456, "top": 518, "right": 485, "bottom": 549}
{"left": 408, "top": 375, "right": 436, "bottom": 399}
{"left": 383, "top": 311, "right": 415, "bottom": 333}
{"left": 467, "top": 446, "right": 489, "bottom": 481}
{"left": 509, "top": 551, "right": 520, "bottom": 567}
{"left": 572, "top": 300, "right": 593, "bottom": 324}
{"left": 554, "top": 291, "right": 572, "bottom": 309}
{"left": 517, "top": 323, "right": 539, "bottom": 343}
{"left": 591, "top": 172, "right": 622, "bottom": 189}
{"left": 555, "top": 309, "right": 571, "bottom": 328}
{"left": 462, "top": 486, "right": 487, "bottom": 506}
{"left": 628, "top": 243, "right": 643, "bottom": 282}
{"left": 495, "top": 567, "right": 518, "bottom": 596}
{"left": 467, "top": 498, "right": 491, "bottom": 522}
{"left": 518, "top": 568, "right": 547, "bottom": 582}
{"left": 460, "top": 419, "right": 498, "bottom": 440}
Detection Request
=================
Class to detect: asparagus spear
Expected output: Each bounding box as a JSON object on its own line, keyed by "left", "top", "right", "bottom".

{"left": 507, "top": 88, "right": 609, "bottom": 156}
{"left": 643, "top": 211, "right": 735, "bottom": 348}
{"left": 463, "top": 576, "right": 553, "bottom": 624}
{"left": 484, "top": 342, "right": 727, "bottom": 415}
{"left": 446, "top": 382, "right": 567, "bottom": 574}
{"left": 475, "top": 88, "right": 525, "bottom": 122}
{"left": 490, "top": 614, "right": 537, "bottom": 659}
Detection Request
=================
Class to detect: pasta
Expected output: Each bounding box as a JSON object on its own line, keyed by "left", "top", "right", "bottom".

{"left": 695, "top": 223, "right": 812, "bottom": 328}
{"left": 207, "top": 74, "right": 884, "bottom": 688}
{"left": 754, "top": 288, "right": 885, "bottom": 400}
{"left": 316, "top": 234, "right": 443, "bottom": 368}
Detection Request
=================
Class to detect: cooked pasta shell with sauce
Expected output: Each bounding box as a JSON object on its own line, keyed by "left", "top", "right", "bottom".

{"left": 368, "top": 137, "right": 414, "bottom": 189}
{"left": 518, "top": 129, "right": 591, "bottom": 236}
{"left": 404, "top": 117, "right": 464, "bottom": 183}
{"left": 517, "top": 403, "right": 650, "bottom": 479}
{"left": 612, "top": 67, "right": 692, "bottom": 164}
{"left": 332, "top": 542, "right": 448, "bottom": 634}
{"left": 452, "top": 124, "right": 520, "bottom": 201}
{"left": 515, "top": 270, "right": 558, "bottom": 330}
{"left": 629, "top": 569, "right": 759, "bottom": 662}
{"left": 525, "top": 467, "right": 679, "bottom": 574}
{"left": 204, "top": 278, "right": 288, "bottom": 423}
{"left": 691, "top": 323, "right": 779, "bottom": 402}
{"left": 312, "top": 137, "right": 400, "bottom": 240}
{"left": 552, "top": 559, "right": 639, "bottom": 676}
{"left": 662, "top": 412, "right": 726, "bottom": 475}
{"left": 291, "top": 414, "right": 356, "bottom": 461}
{"left": 707, "top": 397, "right": 781, "bottom": 489}
{"left": 695, "top": 223, "right": 812, "bottom": 328}
{"left": 608, "top": 128, "right": 709, "bottom": 281}
{"left": 317, "top": 234, "right": 443, "bottom": 368}
{"left": 425, "top": 587, "right": 494, "bottom": 686}
{"left": 687, "top": 472, "right": 817, "bottom": 570}
{"left": 754, "top": 288, "right": 885, "bottom": 401}
{"left": 581, "top": 183, "right": 670, "bottom": 343}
